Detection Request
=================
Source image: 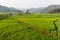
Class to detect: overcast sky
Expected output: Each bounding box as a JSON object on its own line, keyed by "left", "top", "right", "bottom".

{"left": 0, "top": 0, "right": 60, "bottom": 9}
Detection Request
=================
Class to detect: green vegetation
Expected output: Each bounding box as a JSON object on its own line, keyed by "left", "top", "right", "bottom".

{"left": 0, "top": 13, "right": 60, "bottom": 40}
{"left": 48, "top": 8, "right": 60, "bottom": 13}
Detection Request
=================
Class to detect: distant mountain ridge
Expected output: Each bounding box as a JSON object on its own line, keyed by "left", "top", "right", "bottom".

{"left": 0, "top": 5, "right": 22, "bottom": 12}
{"left": 28, "top": 8, "right": 45, "bottom": 13}
{"left": 41, "top": 5, "right": 60, "bottom": 13}
{"left": 24, "top": 5, "right": 60, "bottom": 13}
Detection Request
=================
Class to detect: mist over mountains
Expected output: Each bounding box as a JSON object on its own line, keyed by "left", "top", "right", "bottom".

{"left": 0, "top": 5, "right": 22, "bottom": 12}
{"left": 22, "top": 5, "right": 60, "bottom": 13}
{"left": 41, "top": 5, "right": 60, "bottom": 13}
{"left": 28, "top": 7, "right": 45, "bottom": 13}
{"left": 0, "top": 5, "right": 60, "bottom": 13}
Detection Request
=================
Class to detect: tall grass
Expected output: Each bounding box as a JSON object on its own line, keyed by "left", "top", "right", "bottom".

{"left": 0, "top": 13, "right": 60, "bottom": 40}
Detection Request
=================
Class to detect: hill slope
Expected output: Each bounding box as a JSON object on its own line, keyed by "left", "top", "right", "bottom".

{"left": 22, "top": 5, "right": 60, "bottom": 13}
{"left": 42, "top": 5, "right": 60, "bottom": 13}
{"left": 28, "top": 8, "right": 45, "bottom": 13}
{"left": 0, "top": 5, "right": 22, "bottom": 12}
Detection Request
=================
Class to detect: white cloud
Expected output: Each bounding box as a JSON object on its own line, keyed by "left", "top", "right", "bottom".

{"left": 0, "top": 0, "right": 60, "bottom": 9}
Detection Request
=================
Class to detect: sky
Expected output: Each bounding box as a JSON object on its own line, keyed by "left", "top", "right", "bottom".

{"left": 0, "top": 0, "right": 60, "bottom": 9}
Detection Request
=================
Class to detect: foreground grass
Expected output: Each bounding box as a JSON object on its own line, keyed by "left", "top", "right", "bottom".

{"left": 0, "top": 14, "right": 60, "bottom": 40}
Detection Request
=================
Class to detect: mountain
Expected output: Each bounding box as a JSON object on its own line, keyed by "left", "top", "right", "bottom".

{"left": 0, "top": 5, "right": 22, "bottom": 12}
{"left": 28, "top": 8, "right": 45, "bottom": 13}
{"left": 41, "top": 5, "right": 60, "bottom": 13}
{"left": 22, "top": 5, "right": 60, "bottom": 13}
{"left": 21, "top": 8, "right": 45, "bottom": 13}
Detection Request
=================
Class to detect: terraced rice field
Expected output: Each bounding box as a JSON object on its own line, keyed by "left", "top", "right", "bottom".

{"left": 0, "top": 14, "right": 60, "bottom": 40}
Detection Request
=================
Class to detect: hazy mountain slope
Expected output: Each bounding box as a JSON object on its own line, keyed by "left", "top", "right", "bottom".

{"left": 29, "top": 8, "right": 45, "bottom": 12}
{"left": 21, "top": 8, "right": 45, "bottom": 13}
{"left": 0, "top": 5, "right": 22, "bottom": 12}
{"left": 42, "top": 5, "right": 60, "bottom": 13}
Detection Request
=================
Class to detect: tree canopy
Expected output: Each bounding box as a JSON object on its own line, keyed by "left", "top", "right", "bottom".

{"left": 48, "top": 8, "right": 60, "bottom": 13}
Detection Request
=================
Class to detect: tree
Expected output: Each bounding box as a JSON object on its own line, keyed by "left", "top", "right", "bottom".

{"left": 26, "top": 10, "right": 29, "bottom": 14}
{"left": 48, "top": 8, "right": 60, "bottom": 13}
